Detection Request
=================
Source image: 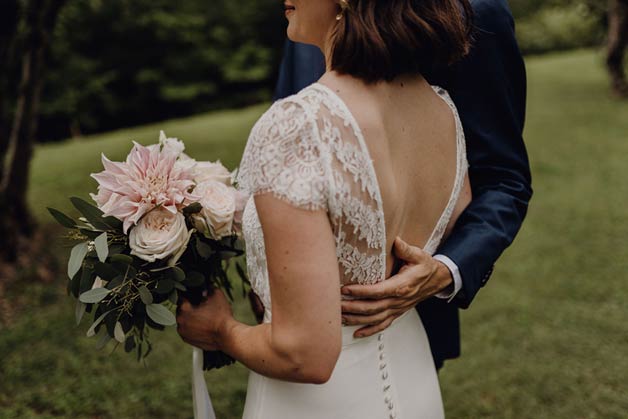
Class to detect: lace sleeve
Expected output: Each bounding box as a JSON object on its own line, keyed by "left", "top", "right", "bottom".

{"left": 237, "top": 98, "right": 329, "bottom": 211}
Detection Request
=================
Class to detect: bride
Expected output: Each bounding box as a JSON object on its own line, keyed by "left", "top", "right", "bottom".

{"left": 177, "top": 0, "right": 473, "bottom": 417}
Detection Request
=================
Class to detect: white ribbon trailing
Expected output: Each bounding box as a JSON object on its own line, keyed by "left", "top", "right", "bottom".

{"left": 192, "top": 347, "right": 217, "bottom": 419}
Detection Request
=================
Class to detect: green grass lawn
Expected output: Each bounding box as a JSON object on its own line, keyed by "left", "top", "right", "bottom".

{"left": 1, "top": 49, "right": 627, "bottom": 418}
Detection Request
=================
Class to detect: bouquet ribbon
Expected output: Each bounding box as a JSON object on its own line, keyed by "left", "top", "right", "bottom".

{"left": 192, "top": 347, "right": 217, "bottom": 419}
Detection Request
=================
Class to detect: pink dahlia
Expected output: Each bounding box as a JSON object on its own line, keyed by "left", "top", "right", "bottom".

{"left": 91, "top": 140, "right": 197, "bottom": 233}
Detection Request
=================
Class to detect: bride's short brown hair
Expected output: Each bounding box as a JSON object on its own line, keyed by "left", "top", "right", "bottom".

{"left": 330, "top": 0, "right": 473, "bottom": 83}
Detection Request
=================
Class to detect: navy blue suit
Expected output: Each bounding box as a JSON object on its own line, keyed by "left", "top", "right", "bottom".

{"left": 274, "top": 0, "right": 532, "bottom": 368}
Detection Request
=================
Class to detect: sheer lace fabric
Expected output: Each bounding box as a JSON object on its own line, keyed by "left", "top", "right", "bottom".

{"left": 237, "top": 83, "right": 467, "bottom": 321}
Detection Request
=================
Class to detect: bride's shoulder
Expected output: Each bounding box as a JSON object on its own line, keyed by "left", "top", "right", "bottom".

{"left": 238, "top": 85, "right": 331, "bottom": 208}
{"left": 248, "top": 85, "right": 326, "bottom": 144}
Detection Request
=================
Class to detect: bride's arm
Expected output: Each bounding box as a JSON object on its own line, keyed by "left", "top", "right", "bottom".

{"left": 220, "top": 195, "right": 341, "bottom": 384}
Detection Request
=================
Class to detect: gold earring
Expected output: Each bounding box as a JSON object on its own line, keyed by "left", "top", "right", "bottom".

{"left": 336, "top": 0, "right": 349, "bottom": 20}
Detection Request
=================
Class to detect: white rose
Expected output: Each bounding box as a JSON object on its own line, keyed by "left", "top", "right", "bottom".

{"left": 191, "top": 181, "right": 236, "bottom": 239}
{"left": 194, "top": 161, "right": 232, "bottom": 185}
{"left": 129, "top": 208, "right": 191, "bottom": 262}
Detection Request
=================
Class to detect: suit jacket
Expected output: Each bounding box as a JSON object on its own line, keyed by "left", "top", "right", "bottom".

{"left": 273, "top": 0, "right": 533, "bottom": 368}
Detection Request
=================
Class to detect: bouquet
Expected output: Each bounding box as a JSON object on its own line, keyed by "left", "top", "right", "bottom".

{"left": 48, "top": 131, "right": 249, "bottom": 371}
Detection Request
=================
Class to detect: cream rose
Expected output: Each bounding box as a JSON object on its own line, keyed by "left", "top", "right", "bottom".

{"left": 194, "top": 161, "right": 232, "bottom": 185}
{"left": 129, "top": 207, "right": 190, "bottom": 262}
{"left": 191, "top": 181, "right": 236, "bottom": 239}
{"left": 159, "top": 130, "right": 186, "bottom": 156}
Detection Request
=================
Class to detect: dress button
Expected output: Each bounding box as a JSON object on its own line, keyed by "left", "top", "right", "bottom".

{"left": 383, "top": 384, "right": 391, "bottom": 392}
{"left": 379, "top": 353, "right": 385, "bottom": 361}
{"left": 378, "top": 343, "right": 385, "bottom": 351}
{"left": 389, "top": 413, "right": 397, "bottom": 419}
{"left": 384, "top": 396, "right": 391, "bottom": 403}
{"left": 379, "top": 363, "right": 387, "bottom": 370}
{"left": 382, "top": 371, "right": 388, "bottom": 380}
{"left": 388, "top": 402, "right": 394, "bottom": 410}
{"left": 378, "top": 334, "right": 384, "bottom": 341}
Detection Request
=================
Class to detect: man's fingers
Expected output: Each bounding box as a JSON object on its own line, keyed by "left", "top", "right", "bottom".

{"left": 353, "top": 315, "right": 398, "bottom": 338}
{"left": 341, "top": 277, "right": 405, "bottom": 299}
{"left": 393, "top": 236, "right": 424, "bottom": 264}
{"left": 341, "top": 297, "right": 402, "bottom": 315}
{"left": 342, "top": 309, "right": 393, "bottom": 326}
{"left": 342, "top": 266, "right": 421, "bottom": 300}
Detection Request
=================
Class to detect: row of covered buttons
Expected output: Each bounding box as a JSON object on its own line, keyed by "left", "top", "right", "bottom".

{"left": 378, "top": 333, "right": 396, "bottom": 419}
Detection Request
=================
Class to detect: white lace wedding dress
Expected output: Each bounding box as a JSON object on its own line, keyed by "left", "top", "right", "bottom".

{"left": 235, "top": 82, "right": 467, "bottom": 419}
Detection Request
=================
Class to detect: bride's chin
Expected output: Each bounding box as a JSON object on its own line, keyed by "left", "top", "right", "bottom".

{"left": 286, "top": 26, "right": 315, "bottom": 47}
{"left": 286, "top": 25, "right": 299, "bottom": 43}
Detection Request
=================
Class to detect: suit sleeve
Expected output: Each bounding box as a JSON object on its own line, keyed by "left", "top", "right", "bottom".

{"left": 435, "top": 1, "right": 533, "bottom": 309}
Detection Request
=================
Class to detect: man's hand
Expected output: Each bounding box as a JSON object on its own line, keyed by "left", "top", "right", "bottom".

{"left": 340, "top": 237, "right": 453, "bottom": 338}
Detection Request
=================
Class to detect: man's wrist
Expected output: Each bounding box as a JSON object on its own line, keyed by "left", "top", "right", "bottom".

{"left": 433, "top": 254, "right": 463, "bottom": 301}
{"left": 435, "top": 261, "right": 454, "bottom": 293}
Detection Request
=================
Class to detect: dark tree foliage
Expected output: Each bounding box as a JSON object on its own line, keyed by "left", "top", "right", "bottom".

{"left": 39, "top": 0, "right": 286, "bottom": 142}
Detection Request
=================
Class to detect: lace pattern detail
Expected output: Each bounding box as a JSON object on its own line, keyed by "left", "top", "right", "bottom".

{"left": 237, "top": 83, "right": 467, "bottom": 321}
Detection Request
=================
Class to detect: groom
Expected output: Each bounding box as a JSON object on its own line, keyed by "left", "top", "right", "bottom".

{"left": 270, "top": 0, "right": 532, "bottom": 369}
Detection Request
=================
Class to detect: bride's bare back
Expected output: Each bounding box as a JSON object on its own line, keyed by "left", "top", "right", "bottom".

{"left": 319, "top": 72, "right": 472, "bottom": 278}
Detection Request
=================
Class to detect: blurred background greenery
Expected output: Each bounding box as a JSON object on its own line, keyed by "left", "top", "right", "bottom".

{"left": 1, "top": 0, "right": 627, "bottom": 418}
{"left": 1, "top": 0, "right": 611, "bottom": 143}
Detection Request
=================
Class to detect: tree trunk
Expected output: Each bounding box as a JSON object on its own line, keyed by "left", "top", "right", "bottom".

{"left": 607, "top": 0, "right": 628, "bottom": 96}
{"left": 0, "top": 0, "right": 67, "bottom": 264}
{"left": 0, "top": 0, "right": 21, "bottom": 180}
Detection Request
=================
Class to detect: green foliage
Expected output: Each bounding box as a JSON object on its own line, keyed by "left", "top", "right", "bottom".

{"left": 146, "top": 303, "right": 176, "bottom": 326}
{"left": 516, "top": 4, "right": 605, "bottom": 55}
{"left": 40, "top": 0, "right": 285, "bottom": 142}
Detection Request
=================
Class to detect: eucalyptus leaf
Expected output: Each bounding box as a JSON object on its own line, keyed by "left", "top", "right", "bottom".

{"left": 170, "top": 266, "right": 186, "bottom": 282}
{"left": 114, "top": 322, "right": 126, "bottom": 343}
{"left": 218, "top": 250, "right": 239, "bottom": 259}
{"left": 70, "top": 197, "right": 111, "bottom": 230}
{"left": 138, "top": 285, "right": 153, "bottom": 305}
{"left": 144, "top": 341, "right": 153, "bottom": 358}
{"left": 79, "top": 287, "right": 111, "bottom": 304}
{"left": 79, "top": 267, "right": 96, "bottom": 294}
{"left": 94, "top": 232, "right": 109, "bottom": 263}
{"left": 108, "top": 244, "right": 126, "bottom": 255}
{"left": 68, "top": 242, "right": 89, "bottom": 279}
{"left": 109, "top": 254, "right": 133, "bottom": 265}
{"left": 168, "top": 289, "right": 178, "bottom": 305}
{"left": 47, "top": 207, "right": 76, "bottom": 228}
{"left": 173, "top": 282, "right": 187, "bottom": 291}
{"left": 69, "top": 270, "right": 81, "bottom": 298}
{"left": 94, "top": 262, "right": 119, "bottom": 280}
{"left": 146, "top": 304, "right": 176, "bottom": 326}
{"left": 106, "top": 275, "right": 123, "bottom": 290}
{"left": 96, "top": 329, "right": 111, "bottom": 349}
{"left": 86, "top": 309, "right": 113, "bottom": 337}
{"left": 196, "top": 239, "right": 213, "bottom": 259}
{"left": 154, "top": 279, "right": 175, "bottom": 294}
{"left": 185, "top": 271, "right": 205, "bottom": 287}
{"left": 102, "top": 215, "right": 123, "bottom": 230}
{"left": 75, "top": 301, "right": 86, "bottom": 326}
{"left": 124, "top": 336, "right": 136, "bottom": 353}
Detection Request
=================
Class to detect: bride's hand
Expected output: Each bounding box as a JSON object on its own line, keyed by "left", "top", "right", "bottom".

{"left": 176, "top": 289, "right": 235, "bottom": 351}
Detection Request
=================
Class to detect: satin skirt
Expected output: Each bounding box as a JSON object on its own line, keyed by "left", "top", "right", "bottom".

{"left": 242, "top": 309, "right": 444, "bottom": 419}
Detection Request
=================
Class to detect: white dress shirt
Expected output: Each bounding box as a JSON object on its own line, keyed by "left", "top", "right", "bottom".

{"left": 433, "top": 254, "right": 462, "bottom": 302}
